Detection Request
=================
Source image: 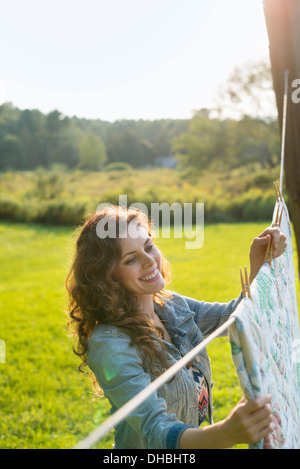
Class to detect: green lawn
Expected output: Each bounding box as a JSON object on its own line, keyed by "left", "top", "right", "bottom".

{"left": 0, "top": 220, "right": 299, "bottom": 449}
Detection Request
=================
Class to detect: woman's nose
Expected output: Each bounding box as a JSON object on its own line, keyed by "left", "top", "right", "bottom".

{"left": 142, "top": 252, "right": 156, "bottom": 267}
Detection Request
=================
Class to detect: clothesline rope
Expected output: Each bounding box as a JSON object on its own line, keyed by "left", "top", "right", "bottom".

{"left": 279, "top": 70, "right": 289, "bottom": 195}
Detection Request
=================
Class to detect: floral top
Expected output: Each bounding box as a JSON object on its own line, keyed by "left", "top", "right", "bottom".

{"left": 187, "top": 365, "right": 209, "bottom": 425}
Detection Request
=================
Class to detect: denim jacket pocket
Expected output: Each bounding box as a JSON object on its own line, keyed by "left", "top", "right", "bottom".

{"left": 156, "top": 368, "right": 185, "bottom": 409}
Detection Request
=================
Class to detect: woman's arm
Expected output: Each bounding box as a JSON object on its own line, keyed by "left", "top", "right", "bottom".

{"left": 182, "top": 294, "right": 243, "bottom": 338}
{"left": 249, "top": 226, "right": 287, "bottom": 284}
{"left": 179, "top": 395, "right": 273, "bottom": 449}
{"left": 87, "top": 330, "right": 196, "bottom": 449}
{"left": 182, "top": 226, "right": 287, "bottom": 336}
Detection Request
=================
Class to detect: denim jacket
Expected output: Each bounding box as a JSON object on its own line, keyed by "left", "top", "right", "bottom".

{"left": 87, "top": 291, "right": 241, "bottom": 449}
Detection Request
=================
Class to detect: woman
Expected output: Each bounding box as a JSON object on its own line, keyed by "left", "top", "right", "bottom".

{"left": 66, "top": 205, "right": 286, "bottom": 449}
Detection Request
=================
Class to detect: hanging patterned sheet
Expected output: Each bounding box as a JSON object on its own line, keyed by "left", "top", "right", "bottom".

{"left": 229, "top": 199, "right": 300, "bottom": 449}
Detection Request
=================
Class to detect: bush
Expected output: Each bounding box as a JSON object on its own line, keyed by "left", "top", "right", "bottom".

{"left": 104, "top": 162, "right": 132, "bottom": 172}
{"left": 0, "top": 167, "right": 279, "bottom": 226}
{"left": 241, "top": 190, "right": 274, "bottom": 221}
{"left": 0, "top": 196, "right": 20, "bottom": 220}
{"left": 0, "top": 196, "right": 89, "bottom": 226}
{"left": 34, "top": 199, "right": 89, "bottom": 225}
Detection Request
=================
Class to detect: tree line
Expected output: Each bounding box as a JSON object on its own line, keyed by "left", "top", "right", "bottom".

{"left": 0, "top": 60, "right": 280, "bottom": 172}
{"left": 0, "top": 103, "right": 188, "bottom": 171}
{"left": 0, "top": 102, "right": 281, "bottom": 172}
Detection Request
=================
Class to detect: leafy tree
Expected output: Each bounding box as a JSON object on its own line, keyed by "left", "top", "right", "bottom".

{"left": 172, "top": 59, "right": 281, "bottom": 170}
{"left": 18, "top": 109, "right": 46, "bottom": 169}
{"left": 171, "top": 109, "right": 236, "bottom": 169}
{"left": 233, "top": 117, "right": 280, "bottom": 168}
{"left": 78, "top": 132, "right": 107, "bottom": 170}
{"left": 0, "top": 134, "right": 24, "bottom": 170}
{"left": 213, "top": 60, "right": 277, "bottom": 120}
{"left": 171, "top": 109, "right": 280, "bottom": 170}
{"left": 44, "top": 110, "right": 81, "bottom": 168}
{"left": 106, "top": 130, "right": 155, "bottom": 167}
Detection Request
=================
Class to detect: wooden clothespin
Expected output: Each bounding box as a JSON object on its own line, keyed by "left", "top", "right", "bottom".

{"left": 277, "top": 204, "right": 284, "bottom": 227}
{"left": 264, "top": 194, "right": 284, "bottom": 266}
{"left": 273, "top": 181, "right": 282, "bottom": 202}
{"left": 240, "top": 265, "right": 252, "bottom": 301}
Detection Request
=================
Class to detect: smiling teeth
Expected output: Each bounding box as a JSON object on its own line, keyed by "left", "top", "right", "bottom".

{"left": 141, "top": 268, "right": 159, "bottom": 281}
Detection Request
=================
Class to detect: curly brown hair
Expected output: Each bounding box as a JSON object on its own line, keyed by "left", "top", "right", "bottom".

{"left": 65, "top": 205, "right": 173, "bottom": 391}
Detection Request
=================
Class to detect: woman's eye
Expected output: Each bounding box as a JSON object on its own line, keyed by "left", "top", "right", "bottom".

{"left": 124, "top": 244, "right": 154, "bottom": 264}
{"left": 125, "top": 257, "right": 135, "bottom": 264}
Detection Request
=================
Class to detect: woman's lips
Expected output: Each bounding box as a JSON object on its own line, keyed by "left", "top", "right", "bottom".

{"left": 140, "top": 267, "right": 160, "bottom": 282}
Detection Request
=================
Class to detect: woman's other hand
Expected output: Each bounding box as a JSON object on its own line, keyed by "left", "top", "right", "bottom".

{"left": 249, "top": 227, "right": 287, "bottom": 283}
{"left": 221, "top": 395, "right": 273, "bottom": 447}
{"left": 179, "top": 395, "right": 273, "bottom": 449}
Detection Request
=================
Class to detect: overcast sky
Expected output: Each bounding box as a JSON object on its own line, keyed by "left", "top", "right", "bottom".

{"left": 0, "top": 0, "right": 270, "bottom": 121}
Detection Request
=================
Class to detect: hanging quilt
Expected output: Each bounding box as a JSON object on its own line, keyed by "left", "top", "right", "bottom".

{"left": 228, "top": 199, "right": 300, "bottom": 449}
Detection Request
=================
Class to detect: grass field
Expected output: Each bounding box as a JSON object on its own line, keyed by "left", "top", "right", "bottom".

{"left": 0, "top": 219, "right": 299, "bottom": 449}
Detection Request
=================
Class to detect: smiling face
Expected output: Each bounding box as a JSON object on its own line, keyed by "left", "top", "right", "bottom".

{"left": 113, "top": 224, "right": 165, "bottom": 303}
